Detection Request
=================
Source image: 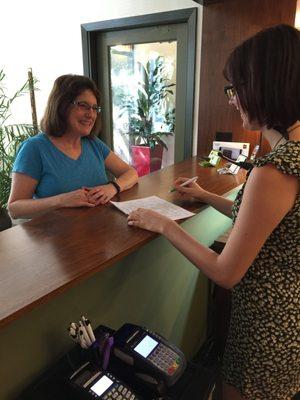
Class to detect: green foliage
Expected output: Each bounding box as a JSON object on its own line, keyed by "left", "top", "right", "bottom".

{"left": 0, "top": 70, "right": 37, "bottom": 208}
{"left": 119, "top": 57, "right": 176, "bottom": 150}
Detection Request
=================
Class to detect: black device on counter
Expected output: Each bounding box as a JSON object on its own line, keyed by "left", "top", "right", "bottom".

{"left": 113, "top": 323, "right": 186, "bottom": 389}
{"left": 69, "top": 361, "right": 140, "bottom": 400}
{"left": 217, "top": 151, "right": 253, "bottom": 171}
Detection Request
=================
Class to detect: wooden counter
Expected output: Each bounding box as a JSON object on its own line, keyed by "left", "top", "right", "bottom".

{"left": 0, "top": 157, "right": 245, "bottom": 328}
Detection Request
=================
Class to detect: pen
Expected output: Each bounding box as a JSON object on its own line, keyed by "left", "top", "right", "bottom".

{"left": 169, "top": 176, "right": 198, "bottom": 192}
{"left": 81, "top": 315, "right": 96, "bottom": 343}
{"left": 79, "top": 322, "right": 93, "bottom": 346}
{"left": 70, "top": 322, "right": 78, "bottom": 331}
{"left": 68, "top": 322, "right": 79, "bottom": 337}
{"left": 78, "top": 330, "right": 89, "bottom": 349}
{"left": 68, "top": 326, "right": 77, "bottom": 340}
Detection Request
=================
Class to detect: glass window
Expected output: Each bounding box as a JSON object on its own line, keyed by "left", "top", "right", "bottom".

{"left": 110, "top": 41, "right": 177, "bottom": 176}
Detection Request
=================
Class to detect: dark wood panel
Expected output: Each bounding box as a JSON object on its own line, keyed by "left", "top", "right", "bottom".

{"left": 197, "top": 0, "right": 297, "bottom": 157}
{"left": 0, "top": 158, "right": 245, "bottom": 328}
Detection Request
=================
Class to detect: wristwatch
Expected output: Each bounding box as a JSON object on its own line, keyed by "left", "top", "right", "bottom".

{"left": 108, "top": 180, "right": 121, "bottom": 194}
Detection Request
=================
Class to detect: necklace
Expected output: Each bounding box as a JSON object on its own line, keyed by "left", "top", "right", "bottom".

{"left": 272, "top": 136, "right": 286, "bottom": 150}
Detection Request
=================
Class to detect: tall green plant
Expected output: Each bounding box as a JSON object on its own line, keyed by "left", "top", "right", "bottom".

{"left": 120, "top": 56, "right": 176, "bottom": 149}
{"left": 0, "top": 70, "right": 37, "bottom": 208}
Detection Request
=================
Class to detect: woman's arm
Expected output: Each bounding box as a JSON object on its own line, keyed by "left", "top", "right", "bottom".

{"left": 128, "top": 165, "right": 298, "bottom": 288}
{"left": 86, "top": 151, "right": 138, "bottom": 205}
{"left": 8, "top": 173, "right": 95, "bottom": 219}
{"left": 174, "top": 177, "right": 233, "bottom": 218}
{"left": 105, "top": 151, "right": 138, "bottom": 191}
{"left": 198, "top": 191, "right": 234, "bottom": 217}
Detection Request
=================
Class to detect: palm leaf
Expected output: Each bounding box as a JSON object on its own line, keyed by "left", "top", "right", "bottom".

{"left": 0, "top": 72, "right": 38, "bottom": 208}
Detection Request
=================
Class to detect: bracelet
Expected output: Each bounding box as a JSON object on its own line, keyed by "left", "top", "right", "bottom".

{"left": 108, "top": 180, "right": 121, "bottom": 194}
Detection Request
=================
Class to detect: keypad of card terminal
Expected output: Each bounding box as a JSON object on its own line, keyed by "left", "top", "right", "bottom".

{"left": 90, "top": 372, "right": 137, "bottom": 400}
{"left": 148, "top": 342, "right": 182, "bottom": 376}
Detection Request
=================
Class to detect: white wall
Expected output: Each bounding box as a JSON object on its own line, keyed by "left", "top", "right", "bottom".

{"left": 296, "top": 0, "right": 300, "bottom": 28}
{"left": 2, "top": 0, "right": 202, "bottom": 154}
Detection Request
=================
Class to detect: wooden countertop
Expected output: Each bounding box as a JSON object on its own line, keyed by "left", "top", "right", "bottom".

{"left": 0, "top": 157, "right": 246, "bottom": 328}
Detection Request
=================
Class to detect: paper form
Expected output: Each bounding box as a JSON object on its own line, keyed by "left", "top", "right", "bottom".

{"left": 110, "top": 196, "right": 195, "bottom": 220}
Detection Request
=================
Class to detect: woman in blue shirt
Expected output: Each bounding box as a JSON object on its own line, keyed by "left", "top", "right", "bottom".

{"left": 8, "top": 74, "right": 138, "bottom": 219}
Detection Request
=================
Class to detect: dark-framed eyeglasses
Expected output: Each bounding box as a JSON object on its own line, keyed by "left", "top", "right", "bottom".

{"left": 224, "top": 85, "right": 236, "bottom": 100}
{"left": 72, "top": 100, "right": 102, "bottom": 114}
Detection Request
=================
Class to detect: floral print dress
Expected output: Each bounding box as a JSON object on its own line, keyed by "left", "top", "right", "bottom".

{"left": 222, "top": 141, "right": 300, "bottom": 399}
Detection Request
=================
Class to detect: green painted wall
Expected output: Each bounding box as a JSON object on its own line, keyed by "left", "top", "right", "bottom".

{"left": 0, "top": 189, "right": 238, "bottom": 399}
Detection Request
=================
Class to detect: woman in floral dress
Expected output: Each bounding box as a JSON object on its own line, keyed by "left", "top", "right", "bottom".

{"left": 127, "top": 24, "right": 299, "bottom": 399}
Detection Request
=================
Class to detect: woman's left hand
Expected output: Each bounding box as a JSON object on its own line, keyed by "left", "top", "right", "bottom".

{"left": 85, "top": 184, "right": 117, "bottom": 205}
{"left": 127, "top": 208, "right": 174, "bottom": 234}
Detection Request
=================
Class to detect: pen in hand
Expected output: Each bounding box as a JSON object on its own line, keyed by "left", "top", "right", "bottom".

{"left": 169, "top": 176, "right": 198, "bottom": 192}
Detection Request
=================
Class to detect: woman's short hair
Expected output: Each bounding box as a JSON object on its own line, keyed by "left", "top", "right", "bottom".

{"left": 223, "top": 24, "right": 300, "bottom": 137}
{"left": 40, "top": 74, "right": 102, "bottom": 137}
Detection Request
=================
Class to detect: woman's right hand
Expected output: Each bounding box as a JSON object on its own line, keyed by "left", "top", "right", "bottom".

{"left": 58, "top": 188, "right": 96, "bottom": 209}
{"left": 174, "top": 177, "right": 209, "bottom": 202}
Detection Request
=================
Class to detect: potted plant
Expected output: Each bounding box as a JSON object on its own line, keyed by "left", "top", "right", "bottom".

{"left": 0, "top": 69, "right": 37, "bottom": 231}
{"left": 119, "top": 56, "right": 175, "bottom": 176}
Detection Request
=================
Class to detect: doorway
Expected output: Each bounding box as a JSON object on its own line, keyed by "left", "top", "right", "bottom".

{"left": 82, "top": 9, "right": 197, "bottom": 174}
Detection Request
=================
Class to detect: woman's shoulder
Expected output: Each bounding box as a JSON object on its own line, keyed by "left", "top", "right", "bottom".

{"left": 83, "top": 135, "right": 107, "bottom": 146}
{"left": 15, "top": 132, "right": 49, "bottom": 155}
{"left": 82, "top": 136, "right": 111, "bottom": 157}
{"left": 254, "top": 141, "right": 300, "bottom": 177}
{"left": 13, "top": 133, "right": 48, "bottom": 176}
{"left": 19, "top": 132, "right": 49, "bottom": 148}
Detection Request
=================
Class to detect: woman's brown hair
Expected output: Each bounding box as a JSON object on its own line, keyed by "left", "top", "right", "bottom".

{"left": 223, "top": 24, "right": 300, "bottom": 138}
{"left": 40, "top": 74, "right": 102, "bottom": 137}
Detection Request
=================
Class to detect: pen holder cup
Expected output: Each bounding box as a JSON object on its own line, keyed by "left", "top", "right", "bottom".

{"left": 86, "top": 335, "right": 114, "bottom": 371}
{"left": 87, "top": 340, "right": 102, "bottom": 367}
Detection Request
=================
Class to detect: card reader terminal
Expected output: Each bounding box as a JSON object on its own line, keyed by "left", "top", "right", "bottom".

{"left": 69, "top": 361, "right": 140, "bottom": 400}
{"left": 113, "top": 323, "right": 186, "bottom": 387}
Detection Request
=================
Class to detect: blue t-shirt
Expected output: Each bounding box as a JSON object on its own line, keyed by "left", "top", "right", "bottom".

{"left": 12, "top": 132, "right": 111, "bottom": 198}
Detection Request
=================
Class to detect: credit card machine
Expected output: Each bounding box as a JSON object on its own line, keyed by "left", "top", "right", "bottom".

{"left": 113, "top": 323, "right": 186, "bottom": 387}
{"left": 69, "top": 361, "right": 140, "bottom": 399}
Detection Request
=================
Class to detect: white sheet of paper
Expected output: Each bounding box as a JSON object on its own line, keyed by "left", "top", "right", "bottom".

{"left": 110, "top": 196, "right": 195, "bottom": 220}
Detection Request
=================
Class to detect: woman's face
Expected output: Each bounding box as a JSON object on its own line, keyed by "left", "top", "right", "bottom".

{"left": 66, "top": 89, "right": 98, "bottom": 137}
{"left": 228, "top": 89, "right": 260, "bottom": 131}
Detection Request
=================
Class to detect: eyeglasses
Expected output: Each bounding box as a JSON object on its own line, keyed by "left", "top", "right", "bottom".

{"left": 72, "top": 100, "right": 102, "bottom": 114}
{"left": 224, "top": 85, "right": 236, "bottom": 100}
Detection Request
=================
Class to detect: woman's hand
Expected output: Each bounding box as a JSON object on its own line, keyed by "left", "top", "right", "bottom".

{"left": 127, "top": 208, "right": 175, "bottom": 234}
{"left": 174, "top": 177, "right": 209, "bottom": 202}
{"left": 59, "top": 188, "right": 96, "bottom": 208}
{"left": 85, "top": 184, "right": 117, "bottom": 205}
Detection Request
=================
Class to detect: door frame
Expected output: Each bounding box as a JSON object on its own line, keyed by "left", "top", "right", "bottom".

{"left": 81, "top": 8, "right": 197, "bottom": 159}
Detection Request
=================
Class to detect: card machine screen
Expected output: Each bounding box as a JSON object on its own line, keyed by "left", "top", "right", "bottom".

{"left": 90, "top": 375, "right": 113, "bottom": 396}
{"left": 134, "top": 335, "right": 158, "bottom": 358}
